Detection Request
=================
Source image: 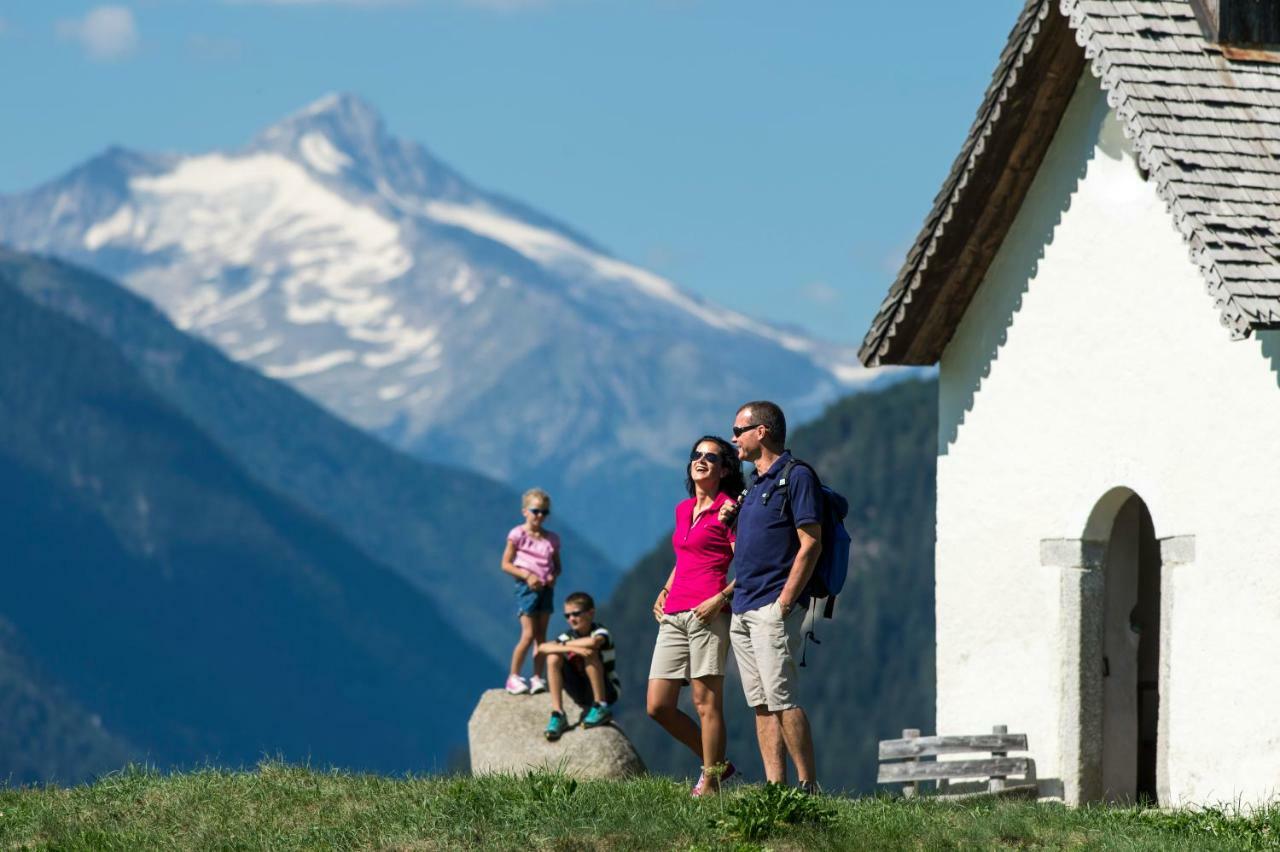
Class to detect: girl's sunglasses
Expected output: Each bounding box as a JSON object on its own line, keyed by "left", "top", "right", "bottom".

{"left": 689, "top": 451, "right": 723, "bottom": 465}
{"left": 528, "top": 508, "right": 550, "bottom": 517}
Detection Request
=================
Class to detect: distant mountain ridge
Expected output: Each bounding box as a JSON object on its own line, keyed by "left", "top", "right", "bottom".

{"left": 0, "top": 275, "right": 492, "bottom": 780}
{"left": 0, "top": 249, "right": 617, "bottom": 667}
{"left": 0, "top": 92, "right": 890, "bottom": 561}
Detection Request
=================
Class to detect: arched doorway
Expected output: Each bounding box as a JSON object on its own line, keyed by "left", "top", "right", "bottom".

{"left": 1045, "top": 493, "right": 1189, "bottom": 805}
{"left": 1099, "top": 493, "right": 1161, "bottom": 803}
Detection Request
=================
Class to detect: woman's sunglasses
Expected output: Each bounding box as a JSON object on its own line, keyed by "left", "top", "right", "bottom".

{"left": 528, "top": 508, "right": 550, "bottom": 517}
{"left": 689, "top": 451, "right": 723, "bottom": 465}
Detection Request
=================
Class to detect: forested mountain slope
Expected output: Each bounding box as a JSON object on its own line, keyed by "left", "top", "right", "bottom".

{"left": 0, "top": 277, "right": 490, "bottom": 780}
{"left": 607, "top": 378, "right": 937, "bottom": 792}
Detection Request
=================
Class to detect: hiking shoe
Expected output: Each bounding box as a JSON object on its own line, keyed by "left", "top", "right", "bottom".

{"left": 582, "top": 702, "right": 612, "bottom": 728}
{"left": 544, "top": 711, "right": 568, "bottom": 741}
{"left": 528, "top": 675, "right": 548, "bottom": 694}
{"left": 691, "top": 761, "right": 737, "bottom": 797}
{"left": 505, "top": 674, "right": 530, "bottom": 695}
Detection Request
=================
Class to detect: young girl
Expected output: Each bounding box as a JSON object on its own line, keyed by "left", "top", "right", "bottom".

{"left": 501, "top": 488, "right": 561, "bottom": 694}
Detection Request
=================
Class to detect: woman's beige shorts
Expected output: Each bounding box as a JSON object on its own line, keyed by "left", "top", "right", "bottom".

{"left": 648, "top": 609, "right": 731, "bottom": 681}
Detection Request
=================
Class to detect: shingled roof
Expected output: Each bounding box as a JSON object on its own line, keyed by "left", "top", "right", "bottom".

{"left": 859, "top": 0, "right": 1280, "bottom": 367}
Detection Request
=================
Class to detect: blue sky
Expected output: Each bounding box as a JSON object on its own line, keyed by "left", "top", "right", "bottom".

{"left": 0, "top": 0, "right": 1025, "bottom": 346}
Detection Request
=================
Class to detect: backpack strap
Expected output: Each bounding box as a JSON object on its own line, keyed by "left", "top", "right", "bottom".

{"left": 761, "top": 456, "right": 820, "bottom": 518}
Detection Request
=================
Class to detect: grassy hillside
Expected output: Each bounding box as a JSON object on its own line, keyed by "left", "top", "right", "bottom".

{"left": 0, "top": 277, "right": 489, "bottom": 780}
{"left": 607, "top": 378, "right": 938, "bottom": 792}
{"left": 0, "top": 766, "right": 1273, "bottom": 851}
{"left": 0, "top": 249, "right": 618, "bottom": 668}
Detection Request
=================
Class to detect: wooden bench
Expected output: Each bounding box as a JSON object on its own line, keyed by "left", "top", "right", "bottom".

{"left": 877, "top": 725, "right": 1037, "bottom": 799}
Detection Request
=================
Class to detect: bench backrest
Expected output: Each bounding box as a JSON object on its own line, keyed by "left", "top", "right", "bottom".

{"left": 876, "top": 727, "right": 1034, "bottom": 793}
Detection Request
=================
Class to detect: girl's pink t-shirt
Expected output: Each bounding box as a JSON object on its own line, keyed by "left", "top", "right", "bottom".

{"left": 664, "top": 491, "right": 736, "bottom": 614}
{"left": 508, "top": 525, "right": 560, "bottom": 583}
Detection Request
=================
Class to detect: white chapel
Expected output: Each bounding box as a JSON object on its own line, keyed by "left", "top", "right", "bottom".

{"left": 860, "top": 0, "right": 1280, "bottom": 806}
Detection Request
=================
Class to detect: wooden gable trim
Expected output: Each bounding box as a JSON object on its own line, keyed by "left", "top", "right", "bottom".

{"left": 860, "top": 1, "right": 1085, "bottom": 367}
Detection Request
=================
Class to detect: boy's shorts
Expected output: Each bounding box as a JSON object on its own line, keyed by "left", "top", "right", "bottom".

{"left": 648, "top": 610, "right": 730, "bottom": 681}
{"left": 729, "top": 600, "right": 804, "bottom": 712}
{"left": 562, "top": 658, "right": 619, "bottom": 708}
{"left": 514, "top": 580, "right": 553, "bottom": 616}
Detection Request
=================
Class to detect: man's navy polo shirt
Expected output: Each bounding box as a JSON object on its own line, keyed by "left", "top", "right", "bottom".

{"left": 731, "top": 451, "right": 821, "bottom": 615}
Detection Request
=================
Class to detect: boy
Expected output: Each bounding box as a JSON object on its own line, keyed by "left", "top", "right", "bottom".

{"left": 537, "top": 591, "right": 621, "bottom": 741}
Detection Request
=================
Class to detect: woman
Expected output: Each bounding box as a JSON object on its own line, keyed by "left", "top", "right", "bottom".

{"left": 647, "top": 435, "right": 745, "bottom": 796}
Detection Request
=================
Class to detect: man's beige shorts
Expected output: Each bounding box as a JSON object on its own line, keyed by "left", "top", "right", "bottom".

{"left": 648, "top": 610, "right": 731, "bottom": 681}
{"left": 729, "top": 601, "right": 803, "bottom": 712}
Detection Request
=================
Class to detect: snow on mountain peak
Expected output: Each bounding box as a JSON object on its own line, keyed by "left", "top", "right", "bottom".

{"left": 253, "top": 92, "right": 388, "bottom": 168}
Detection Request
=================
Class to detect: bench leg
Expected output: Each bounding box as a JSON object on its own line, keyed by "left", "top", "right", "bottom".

{"left": 902, "top": 728, "right": 920, "bottom": 798}
{"left": 988, "top": 725, "right": 1008, "bottom": 794}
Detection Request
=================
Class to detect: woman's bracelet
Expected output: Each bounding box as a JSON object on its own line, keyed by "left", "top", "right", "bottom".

{"left": 660, "top": 586, "right": 670, "bottom": 594}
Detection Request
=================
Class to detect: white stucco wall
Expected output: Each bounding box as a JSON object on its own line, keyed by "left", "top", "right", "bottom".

{"left": 936, "top": 69, "right": 1280, "bottom": 806}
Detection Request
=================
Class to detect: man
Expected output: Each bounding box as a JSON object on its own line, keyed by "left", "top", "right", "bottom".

{"left": 720, "top": 400, "right": 820, "bottom": 791}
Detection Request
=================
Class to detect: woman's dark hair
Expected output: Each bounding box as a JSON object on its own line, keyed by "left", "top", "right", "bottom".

{"left": 685, "top": 435, "right": 747, "bottom": 498}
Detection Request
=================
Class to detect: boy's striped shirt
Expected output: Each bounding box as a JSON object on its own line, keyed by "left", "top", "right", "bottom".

{"left": 557, "top": 622, "right": 621, "bottom": 695}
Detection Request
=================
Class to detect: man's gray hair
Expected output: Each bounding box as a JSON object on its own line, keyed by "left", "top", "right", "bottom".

{"left": 738, "top": 400, "right": 786, "bottom": 450}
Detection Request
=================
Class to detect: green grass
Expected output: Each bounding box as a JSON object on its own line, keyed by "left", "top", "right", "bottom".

{"left": 0, "top": 764, "right": 1275, "bottom": 850}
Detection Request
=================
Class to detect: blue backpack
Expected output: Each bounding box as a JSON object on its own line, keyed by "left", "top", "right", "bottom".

{"left": 769, "top": 457, "right": 852, "bottom": 620}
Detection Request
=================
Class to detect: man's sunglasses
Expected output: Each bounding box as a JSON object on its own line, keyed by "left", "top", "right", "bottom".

{"left": 689, "top": 450, "right": 723, "bottom": 465}
{"left": 564, "top": 609, "right": 588, "bottom": 619}
{"left": 528, "top": 508, "right": 550, "bottom": 517}
{"left": 732, "top": 423, "right": 764, "bottom": 438}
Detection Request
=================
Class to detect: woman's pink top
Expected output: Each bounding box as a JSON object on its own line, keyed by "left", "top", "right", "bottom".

{"left": 508, "top": 525, "right": 560, "bottom": 583}
{"left": 664, "top": 491, "right": 736, "bottom": 614}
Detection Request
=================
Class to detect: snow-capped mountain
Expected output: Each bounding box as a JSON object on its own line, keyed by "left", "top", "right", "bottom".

{"left": 0, "top": 93, "right": 886, "bottom": 560}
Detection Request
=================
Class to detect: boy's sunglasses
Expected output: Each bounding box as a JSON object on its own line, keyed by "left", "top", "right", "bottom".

{"left": 564, "top": 609, "right": 588, "bottom": 619}
{"left": 689, "top": 451, "right": 723, "bottom": 465}
{"left": 528, "top": 508, "right": 550, "bottom": 517}
{"left": 732, "top": 423, "right": 763, "bottom": 438}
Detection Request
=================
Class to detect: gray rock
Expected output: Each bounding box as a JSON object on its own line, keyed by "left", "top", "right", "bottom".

{"left": 468, "top": 689, "right": 646, "bottom": 779}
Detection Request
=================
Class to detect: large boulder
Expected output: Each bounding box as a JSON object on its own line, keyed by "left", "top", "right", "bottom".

{"left": 468, "top": 689, "right": 646, "bottom": 779}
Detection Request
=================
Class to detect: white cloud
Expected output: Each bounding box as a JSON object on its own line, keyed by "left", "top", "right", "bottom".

{"left": 57, "top": 6, "right": 139, "bottom": 61}
{"left": 800, "top": 281, "right": 842, "bottom": 306}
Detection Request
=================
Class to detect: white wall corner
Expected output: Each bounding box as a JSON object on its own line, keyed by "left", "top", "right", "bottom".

{"left": 1159, "top": 535, "right": 1195, "bottom": 566}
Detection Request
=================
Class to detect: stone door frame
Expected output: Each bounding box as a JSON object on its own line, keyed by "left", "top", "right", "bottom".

{"left": 1040, "top": 534, "right": 1194, "bottom": 805}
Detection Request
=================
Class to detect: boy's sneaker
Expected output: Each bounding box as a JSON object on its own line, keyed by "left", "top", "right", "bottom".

{"left": 528, "top": 675, "right": 548, "bottom": 694}
{"left": 691, "top": 761, "right": 737, "bottom": 797}
{"left": 544, "top": 711, "right": 568, "bottom": 741}
{"left": 505, "top": 674, "right": 530, "bottom": 695}
{"left": 582, "top": 702, "right": 613, "bottom": 728}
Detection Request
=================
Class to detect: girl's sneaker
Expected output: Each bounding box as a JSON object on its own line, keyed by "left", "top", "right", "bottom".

{"left": 691, "top": 761, "right": 737, "bottom": 797}
{"left": 505, "top": 674, "right": 530, "bottom": 695}
{"left": 528, "top": 675, "right": 548, "bottom": 694}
